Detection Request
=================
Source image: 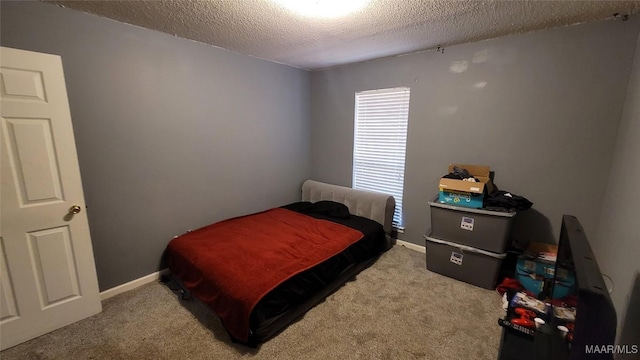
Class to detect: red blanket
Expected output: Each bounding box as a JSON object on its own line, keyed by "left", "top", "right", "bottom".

{"left": 167, "top": 208, "right": 364, "bottom": 343}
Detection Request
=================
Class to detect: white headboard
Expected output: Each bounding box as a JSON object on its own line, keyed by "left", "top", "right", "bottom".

{"left": 301, "top": 180, "right": 396, "bottom": 237}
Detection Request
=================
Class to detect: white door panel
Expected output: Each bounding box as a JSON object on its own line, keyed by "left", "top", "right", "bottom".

{"left": 0, "top": 238, "right": 19, "bottom": 323}
{"left": 0, "top": 46, "right": 101, "bottom": 350}
{"left": 4, "top": 117, "right": 64, "bottom": 204}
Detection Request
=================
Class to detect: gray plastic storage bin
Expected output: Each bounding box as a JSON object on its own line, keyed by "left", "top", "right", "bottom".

{"left": 424, "top": 234, "right": 506, "bottom": 290}
{"left": 429, "top": 200, "right": 515, "bottom": 253}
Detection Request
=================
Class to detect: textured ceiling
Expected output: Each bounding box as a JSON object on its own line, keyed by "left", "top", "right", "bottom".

{"left": 46, "top": 0, "right": 640, "bottom": 70}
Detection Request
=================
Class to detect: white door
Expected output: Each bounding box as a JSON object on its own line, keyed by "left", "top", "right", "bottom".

{"left": 0, "top": 47, "right": 101, "bottom": 350}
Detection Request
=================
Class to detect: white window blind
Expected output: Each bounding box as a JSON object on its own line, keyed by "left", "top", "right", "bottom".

{"left": 353, "top": 87, "right": 410, "bottom": 227}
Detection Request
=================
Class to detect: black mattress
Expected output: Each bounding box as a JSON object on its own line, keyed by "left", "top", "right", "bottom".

{"left": 167, "top": 201, "right": 387, "bottom": 346}
{"left": 244, "top": 202, "right": 386, "bottom": 344}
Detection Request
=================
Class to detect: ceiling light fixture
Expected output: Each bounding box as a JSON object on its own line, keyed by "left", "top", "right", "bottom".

{"left": 273, "top": 0, "right": 370, "bottom": 18}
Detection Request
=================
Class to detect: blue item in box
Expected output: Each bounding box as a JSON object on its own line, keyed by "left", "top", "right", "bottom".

{"left": 516, "top": 258, "right": 576, "bottom": 299}
{"left": 517, "top": 258, "right": 556, "bottom": 279}
{"left": 438, "top": 190, "right": 484, "bottom": 209}
{"left": 552, "top": 266, "right": 576, "bottom": 299}
{"left": 515, "top": 269, "right": 545, "bottom": 296}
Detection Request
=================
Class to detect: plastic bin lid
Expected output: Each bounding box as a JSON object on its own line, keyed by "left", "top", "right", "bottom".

{"left": 428, "top": 199, "right": 516, "bottom": 217}
{"left": 423, "top": 234, "right": 507, "bottom": 259}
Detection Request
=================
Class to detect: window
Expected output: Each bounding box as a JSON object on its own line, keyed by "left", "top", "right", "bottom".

{"left": 353, "top": 87, "right": 410, "bottom": 227}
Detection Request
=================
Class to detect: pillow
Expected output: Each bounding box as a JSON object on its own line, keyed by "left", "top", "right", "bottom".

{"left": 281, "top": 201, "right": 314, "bottom": 212}
{"left": 309, "top": 201, "right": 351, "bottom": 219}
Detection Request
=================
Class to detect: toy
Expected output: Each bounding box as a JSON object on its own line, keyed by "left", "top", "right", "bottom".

{"left": 511, "top": 307, "right": 536, "bottom": 329}
{"left": 510, "top": 291, "right": 550, "bottom": 318}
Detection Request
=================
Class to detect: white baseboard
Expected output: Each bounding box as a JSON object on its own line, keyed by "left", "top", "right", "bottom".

{"left": 100, "top": 268, "right": 170, "bottom": 301}
{"left": 395, "top": 239, "right": 426, "bottom": 253}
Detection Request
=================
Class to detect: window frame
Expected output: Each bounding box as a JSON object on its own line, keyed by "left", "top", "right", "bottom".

{"left": 352, "top": 87, "right": 410, "bottom": 228}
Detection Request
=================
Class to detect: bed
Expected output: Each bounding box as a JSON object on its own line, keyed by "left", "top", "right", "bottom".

{"left": 166, "top": 180, "right": 395, "bottom": 346}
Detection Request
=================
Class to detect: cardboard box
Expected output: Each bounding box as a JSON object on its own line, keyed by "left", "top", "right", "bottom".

{"left": 519, "top": 242, "right": 558, "bottom": 277}
{"left": 438, "top": 164, "right": 494, "bottom": 208}
{"left": 552, "top": 271, "right": 576, "bottom": 299}
{"left": 438, "top": 190, "right": 485, "bottom": 209}
{"left": 515, "top": 242, "right": 576, "bottom": 299}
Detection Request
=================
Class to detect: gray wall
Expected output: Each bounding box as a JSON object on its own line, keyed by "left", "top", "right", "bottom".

{"left": 1, "top": 1, "right": 311, "bottom": 291}
{"left": 311, "top": 18, "right": 640, "bottom": 248}
{"left": 593, "top": 31, "right": 640, "bottom": 342}
{"left": 2, "top": 1, "right": 638, "bottom": 315}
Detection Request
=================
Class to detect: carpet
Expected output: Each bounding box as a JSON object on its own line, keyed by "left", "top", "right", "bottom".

{"left": 1, "top": 245, "right": 504, "bottom": 359}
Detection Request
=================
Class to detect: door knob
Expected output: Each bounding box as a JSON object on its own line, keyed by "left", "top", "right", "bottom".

{"left": 69, "top": 205, "right": 82, "bottom": 214}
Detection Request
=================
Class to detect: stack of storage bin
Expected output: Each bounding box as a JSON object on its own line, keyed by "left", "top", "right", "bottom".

{"left": 424, "top": 200, "right": 516, "bottom": 289}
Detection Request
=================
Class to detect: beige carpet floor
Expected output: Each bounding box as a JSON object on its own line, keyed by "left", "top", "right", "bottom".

{"left": 1, "top": 246, "right": 504, "bottom": 359}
